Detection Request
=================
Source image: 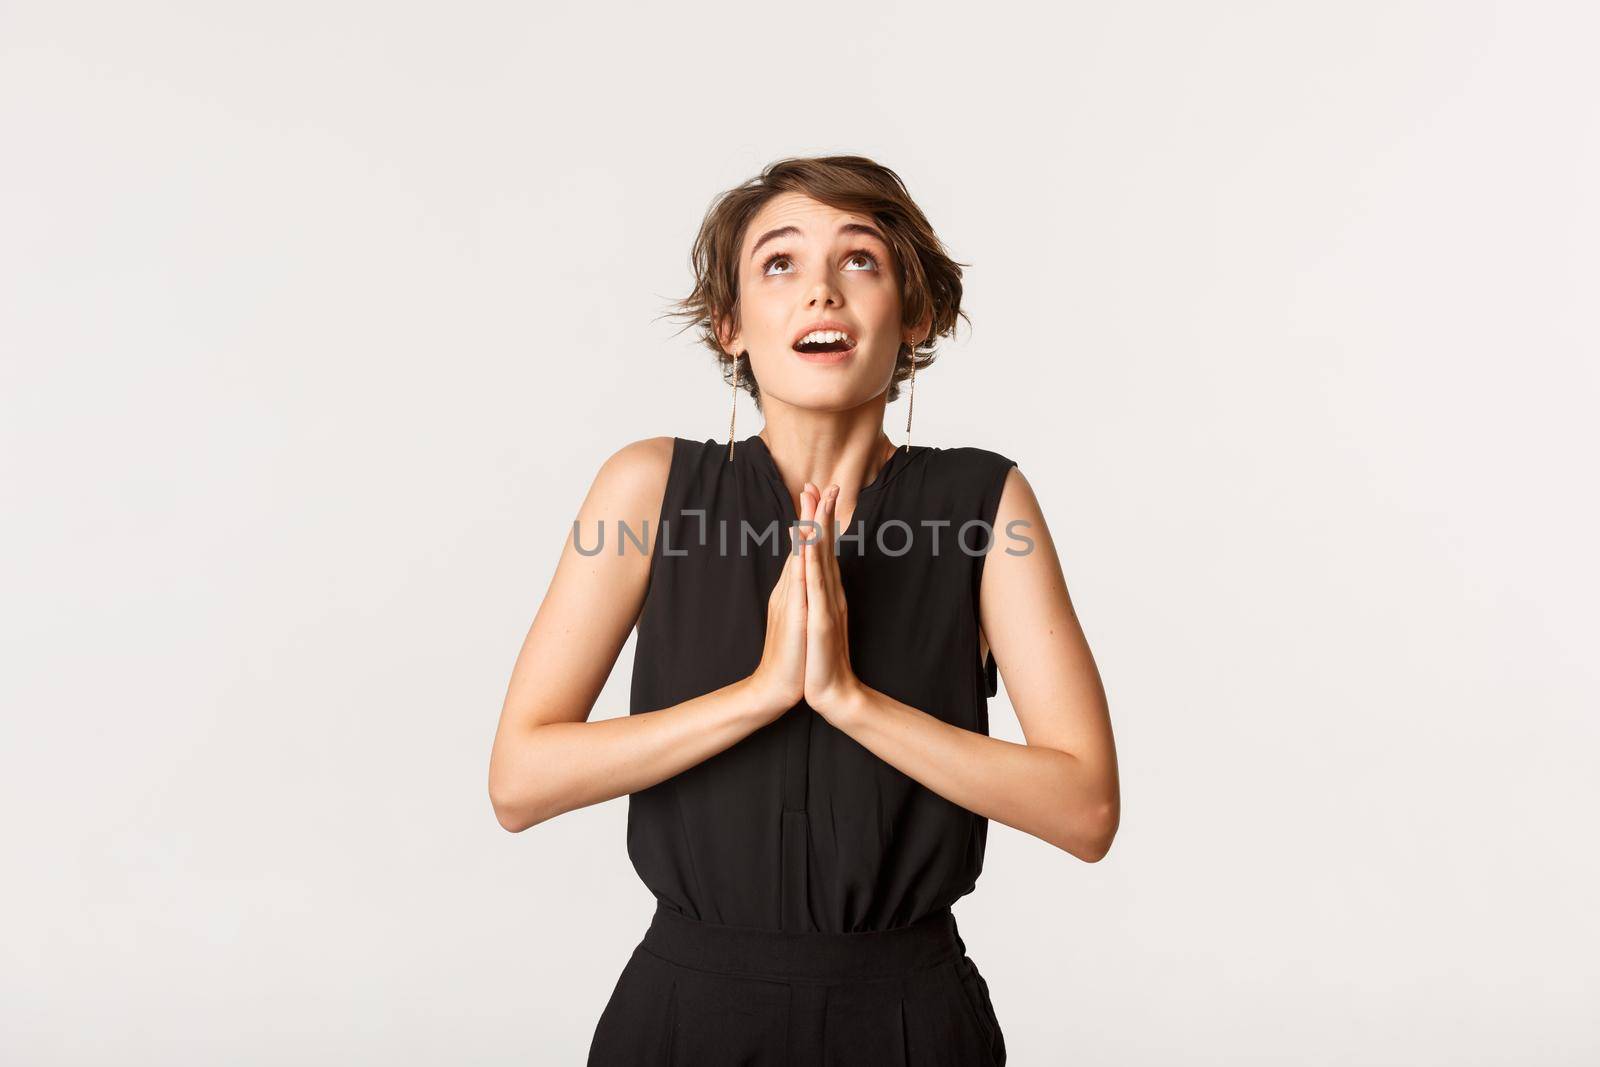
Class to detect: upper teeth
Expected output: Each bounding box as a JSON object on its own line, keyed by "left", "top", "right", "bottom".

{"left": 798, "top": 330, "right": 852, "bottom": 346}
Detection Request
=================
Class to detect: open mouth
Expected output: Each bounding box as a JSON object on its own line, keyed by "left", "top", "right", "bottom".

{"left": 792, "top": 329, "right": 857, "bottom": 355}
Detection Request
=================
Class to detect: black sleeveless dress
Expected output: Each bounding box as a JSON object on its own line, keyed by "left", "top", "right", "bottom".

{"left": 587, "top": 432, "right": 1018, "bottom": 1066}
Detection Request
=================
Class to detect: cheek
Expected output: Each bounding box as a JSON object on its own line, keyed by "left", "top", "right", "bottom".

{"left": 850, "top": 278, "right": 899, "bottom": 317}
{"left": 741, "top": 285, "right": 790, "bottom": 333}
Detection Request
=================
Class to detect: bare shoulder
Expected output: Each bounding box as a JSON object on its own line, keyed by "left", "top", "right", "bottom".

{"left": 598, "top": 435, "right": 675, "bottom": 486}
{"left": 988, "top": 463, "right": 1063, "bottom": 578}
{"left": 993, "top": 463, "right": 1040, "bottom": 530}
{"left": 582, "top": 435, "right": 675, "bottom": 514}
{"left": 562, "top": 436, "right": 675, "bottom": 569}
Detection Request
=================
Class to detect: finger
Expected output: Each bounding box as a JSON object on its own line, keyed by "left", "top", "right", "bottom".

{"left": 795, "top": 527, "right": 807, "bottom": 611}
{"left": 791, "top": 515, "right": 808, "bottom": 591}
{"left": 813, "top": 485, "right": 834, "bottom": 609}
{"left": 804, "top": 482, "right": 823, "bottom": 554}
{"left": 821, "top": 485, "right": 847, "bottom": 610}
{"left": 804, "top": 485, "right": 823, "bottom": 602}
{"left": 833, "top": 519, "right": 847, "bottom": 616}
{"left": 794, "top": 482, "right": 816, "bottom": 557}
{"left": 795, "top": 483, "right": 819, "bottom": 605}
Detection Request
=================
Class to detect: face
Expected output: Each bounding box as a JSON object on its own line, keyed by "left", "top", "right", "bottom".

{"left": 721, "top": 192, "right": 925, "bottom": 412}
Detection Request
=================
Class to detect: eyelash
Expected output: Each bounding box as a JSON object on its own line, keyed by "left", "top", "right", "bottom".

{"left": 761, "top": 247, "right": 881, "bottom": 275}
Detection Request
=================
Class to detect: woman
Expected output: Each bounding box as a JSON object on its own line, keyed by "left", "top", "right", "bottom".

{"left": 488, "top": 155, "right": 1119, "bottom": 1066}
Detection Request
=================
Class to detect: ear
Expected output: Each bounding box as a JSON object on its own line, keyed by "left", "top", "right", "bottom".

{"left": 714, "top": 313, "right": 742, "bottom": 358}
{"left": 906, "top": 308, "right": 933, "bottom": 348}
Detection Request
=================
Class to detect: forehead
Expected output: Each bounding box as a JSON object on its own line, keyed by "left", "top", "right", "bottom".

{"left": 741, "top": 192, "right": 882, "bottom": 251}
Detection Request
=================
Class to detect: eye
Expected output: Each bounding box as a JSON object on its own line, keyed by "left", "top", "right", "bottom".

{"left": 843, "top": 248, "right": 880, "bottom": 271}
{"left": 761, "top": 251, "right": 795, "bottom": 276}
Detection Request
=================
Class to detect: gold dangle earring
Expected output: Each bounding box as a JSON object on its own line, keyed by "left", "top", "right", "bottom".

{"left": 903, "top": 339, "right": 916, "bottom": 452}
{"left": 727, "top": 351, "right": 742, "bottom": 462}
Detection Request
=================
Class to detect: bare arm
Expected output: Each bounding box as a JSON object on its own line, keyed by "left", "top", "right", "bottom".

{"left": 824, "top": 467, "right": 1120, "bottom": 861}
{"left": 487, "top": 438, "right": 807, "bottom": 832}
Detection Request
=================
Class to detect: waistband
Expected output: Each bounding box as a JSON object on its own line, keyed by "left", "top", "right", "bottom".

{"left": 640, "top": 901, "right": 962, "bottom": 982}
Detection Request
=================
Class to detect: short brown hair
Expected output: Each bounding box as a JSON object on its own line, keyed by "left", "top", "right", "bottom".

{"left": 663, "top": 155, "right": 970, "bottom": 410}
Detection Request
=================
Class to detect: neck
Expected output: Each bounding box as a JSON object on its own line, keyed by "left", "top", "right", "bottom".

{"left": 755, "top": 398, "right": 898, "bottom": 500}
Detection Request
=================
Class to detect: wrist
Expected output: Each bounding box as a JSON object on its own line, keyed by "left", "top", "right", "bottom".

{"left": 815, "top": 676, "right": 872, "bottom": 728}
{"left": 740, "top": 672, "right": 799, "bottom": 724}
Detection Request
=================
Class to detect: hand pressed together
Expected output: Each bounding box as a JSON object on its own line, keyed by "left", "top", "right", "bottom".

{"left": 799, "top": 482, "right": 861, "bottom": 721}
{"left": 749, "top": 481, "right": 864, "bottom": 725}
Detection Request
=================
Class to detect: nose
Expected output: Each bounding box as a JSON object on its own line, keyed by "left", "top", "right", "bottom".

{"left": 806, "top": 276, "right": 843, "bottom": 308}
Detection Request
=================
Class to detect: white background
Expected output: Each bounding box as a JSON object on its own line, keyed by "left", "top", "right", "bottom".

{"left": 3, "top": 2, "right": 1596, "bottom": 1063}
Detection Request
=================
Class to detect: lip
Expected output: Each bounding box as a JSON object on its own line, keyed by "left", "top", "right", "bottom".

{"left": 790, "top": 319, "right": 859, "bottom": 364}
{"left": 793, "top": 346, "right": 855, "bottom": 364}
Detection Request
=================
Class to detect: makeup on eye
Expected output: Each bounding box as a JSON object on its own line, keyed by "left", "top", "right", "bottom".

{"left": 760, "top": 247, "right": 882, "bottom": 277}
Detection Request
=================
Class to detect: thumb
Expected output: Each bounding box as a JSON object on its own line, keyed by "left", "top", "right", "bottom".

{"left": 790, "top": 528, "right": 807, "bottom": 609}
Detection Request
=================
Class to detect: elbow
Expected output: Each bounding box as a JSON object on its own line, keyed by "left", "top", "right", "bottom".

{"left": 1067, "top": 797, "right": 1120, "bottom": 863}
{"left": 489, "top": 727, "right": 562, "bottom": 832}
{"left": 489, "top": 773, "right": 551, "bottom": 834}
{"left": 490, "top": 783, "right": 531, "bottom": 833}
{"left": 493, "top": 803, "right": 532, "bottom": 834}
{"left": 1078, "top": 833, "right": 1116, "bottom": 863}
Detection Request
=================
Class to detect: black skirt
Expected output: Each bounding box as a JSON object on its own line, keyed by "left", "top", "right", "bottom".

{"left": 586, "top": 900, "right": 1007, "bottom": 1066}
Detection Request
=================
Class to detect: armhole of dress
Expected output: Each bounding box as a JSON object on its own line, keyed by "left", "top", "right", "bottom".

{"left": 635, "top": 437, "right": 684, "bottom": 629}
{"left": 974, "top": 457, "right": 1017, "bottom": 701}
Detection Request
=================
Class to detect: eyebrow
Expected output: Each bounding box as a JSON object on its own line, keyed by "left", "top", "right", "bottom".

{"left": 748, "top": 222, "right": 888, "bottom": 261}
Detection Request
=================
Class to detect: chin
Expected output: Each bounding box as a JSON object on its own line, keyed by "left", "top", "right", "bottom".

{"left": 767, "top": 379, "right": 875, "bottom": 413}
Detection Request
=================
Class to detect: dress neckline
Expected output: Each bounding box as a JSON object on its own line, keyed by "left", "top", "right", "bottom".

{"left": 744, "top": 432, "right": 919, "bottom": 497}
